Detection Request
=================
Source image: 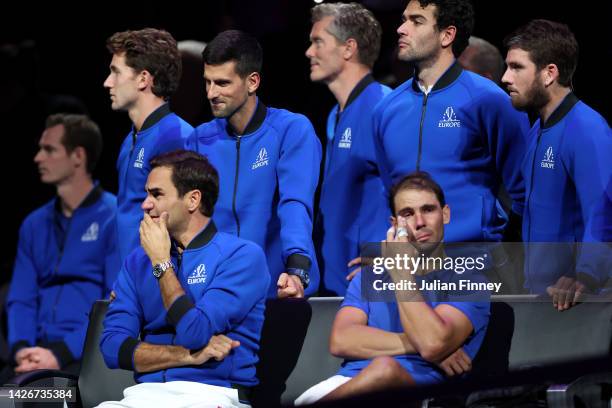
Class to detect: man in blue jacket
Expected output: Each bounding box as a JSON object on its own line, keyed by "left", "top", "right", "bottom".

{"left": 502, "top": 20, "right": 612, "bottom": 309}
{"left": 104, "top": 28, "right": 193, "bottom": 263}
{"left": 373, "top": 0, "right": 530, "bottom": 244}
{"left": 6, "top": 114, "right": 119, "bottom": 378}
{"left": 306, "top": 3, "right": 391, "bottom": 296}
{"left": 99, "top": 150, "right": 269, "bottom": 407}
{"left": 187, "top": 30, "right": 321, "bottom": 298}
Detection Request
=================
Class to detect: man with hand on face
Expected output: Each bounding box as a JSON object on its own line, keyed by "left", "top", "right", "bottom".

{"left": 295, "top": 172, "right": 489, "bottom": 405}
{"left": 502, "top": 20, "right": 612, "bottom": 310}
{"left": 5, "top": 114, "right": 119, "bottom": 381}
{"left": 187, "top": 30, "right": 321, "bottom": 299}
{"left": 104, "top": 28, "right": 193, "bottom": 263}
{"left": 306, "top": 2, "right": 391, "bottom": 296}
{"left": 99, "top": 150, "right": 269, "bottom": 408}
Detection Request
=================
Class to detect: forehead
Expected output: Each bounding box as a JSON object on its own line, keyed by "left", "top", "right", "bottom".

{"left": 404, "top": 0, "right": 437, "bottom": 19}
{"left": 394, "top": 188, "right": 440, "bottom": 209}
{"left": 311, "top": 16, "right": 335, "bottom": 37}
{"left": 204, "top": 61, "right": 240, "bottom": 79}
{"left": 146, "top": 166, "right": 174, "bottom": 188}
{"left": 506, "top": 47, "right": 534, "bottom": 64}
{"left": 40, "top": 124, "right": 65, "bottom": 145}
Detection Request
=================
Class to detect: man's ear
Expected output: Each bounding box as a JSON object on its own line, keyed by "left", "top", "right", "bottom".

{"left": 138, "top": 70, "right": 154, "bottom": 91}
{"left": 343, "top": 38, "right": 358, "bottom": 61}
{"left": 542, "top": 63, "right": 559, "bottom": 87}
{"left": 440, "top": 25, "right": 457, "bottom": 49}
{"left": 442, "top": 204, "right": 451, "bottom": 225}
{"left": 71, "top": 146, "right": 87, "bottom": 169}
{"left": 247, "top": 72, "right": 260, "bottom": 94}
{"left": 186, "top": 189, "right": 202, "bottom": 214}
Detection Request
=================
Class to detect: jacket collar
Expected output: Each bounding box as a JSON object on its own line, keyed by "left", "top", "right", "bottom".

{"left": 411, "top": 61, "right": 463, "bottom": 94}
{"left": 184, "top": 220, "right": 217, "bottom": 250}
{"left": 226, "top": 98, "right": 267, "bottom": 136}
{"left": 140, "top": 103, "right": 172, "bottom": 132}
{"left": 344, "top": 73, "right": 375, "bottom": 111}
{"left": 54, "top": 183, "right": 103, "bottom": 214}
{"left": 542, "top": 92, "right": 579, "bottom": 129}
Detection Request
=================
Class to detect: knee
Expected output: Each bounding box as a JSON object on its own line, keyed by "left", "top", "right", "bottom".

{"left": 366, "top": 356, "right": 405, "bottom": 382}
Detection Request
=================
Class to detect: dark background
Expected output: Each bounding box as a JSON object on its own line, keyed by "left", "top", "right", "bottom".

{"left": 0, "top": 0, "right": 608, "bottom": 284}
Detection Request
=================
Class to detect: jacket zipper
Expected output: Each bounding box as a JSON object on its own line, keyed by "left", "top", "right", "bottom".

{"left": 50, "top": 213, "right": 73, "bottom": 332}
{"left": 232, "top": 136, "right": 242, "bottom": 236}
{"left": 416, "top": 93, "right": 429, "bottom": 171}
{"left": 163, "top": 253, "right": 182, "bottom": 383}
{"left": 526, "top": 128, "right": 543, "bottom": 243}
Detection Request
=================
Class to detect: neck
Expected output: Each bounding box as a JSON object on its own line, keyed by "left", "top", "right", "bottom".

{"left": 539, "top": 86, "right": 571, "bottom": 124}
{"left": 129, "top": 96, "right": 165, "bottom": 132}
{"left": 416, "top": 51, "right": 455, "bottom": 90}
{"left": 56, "top": 174, "right": 94, "bottom": 217}
{"left": 228, "top": 95, "right": 257, "bottom": 135}
{"left": 327, "top": 65, "right": 371, "bottom": 111}
{"left": 173, "top": 215, "right": 211, "bottom": 250}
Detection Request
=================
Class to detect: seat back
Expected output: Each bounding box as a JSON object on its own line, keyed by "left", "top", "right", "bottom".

{"left": 470, "top": 301, "right": 514, "bottom": 377}
{"left": 78, "top": 300, "right": 136, "bottom": 408}
{"left": 281, "top": 297, "right": 344, "bottom": 405}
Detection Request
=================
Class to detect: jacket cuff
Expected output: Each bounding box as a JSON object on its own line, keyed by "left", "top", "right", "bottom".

{"left": 166, "top": 295, "right": 195, "bottom": 327}
{"left": 10, "top": 341, "right": 31, "bottom": 365}
{"left": 44, "top": 341, "right": 74, "bottom": 368}
{"left": 118, "top": 337, "right": 140, "bottom": 370}
{"left": 286, "top": 254, "right": 311, "bottom": 271}
{"left": 576, "top": 272, "right": 601, "bottom": 293}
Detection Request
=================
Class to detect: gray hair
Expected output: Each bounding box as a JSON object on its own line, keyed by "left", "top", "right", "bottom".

{"left": 463, "top": 36, "right": 505, "bottom": 85}
{"left": 311, "top": 2, "right": 382, "bottom": 68}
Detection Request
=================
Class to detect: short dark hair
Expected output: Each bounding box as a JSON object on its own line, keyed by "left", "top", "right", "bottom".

{"left": 149, "top": 150, "right": 219, "bottom": 217}
{"left": 45, "top": 113, "right": 103, "bottom": 174}
{"left": 389, "top": 171, "right": 446, "bottom": 214}
{"left": 311, "top": 3, "right": 382, "bottom": 68}
{"left": 504, "top": 19, "right": 578, "bottom": 87}
{"left": 415, "top": 0, "right": 474, "bottom": 57}
{"left": 202, "top": 30, "right": 263, "bottom": 78}
{"left": 106, "top": 28, "right": 181, "bottom": 99}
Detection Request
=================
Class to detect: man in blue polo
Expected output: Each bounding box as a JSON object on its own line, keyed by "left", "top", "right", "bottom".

{"left": 373, "top": 0, "right": 530, "bottom": 245}
{"left": 306, "top": 2, "right": 391, "bottom": 296}
{"left": 6, "top": 114, "right": 119, "bottom": 379}
{"left": 502, "top": 20, "right": 612, "bottom": 309}
{"left": 187, "top": 30, "right": 321, "bottom": 298}
{"left": 99, "top": 150, "right": 269, "bottom": 407}
{"left": 104, "top": 28, "right": 193, "bottom": 262}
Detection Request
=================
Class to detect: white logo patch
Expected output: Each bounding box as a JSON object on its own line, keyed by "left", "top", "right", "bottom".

{"left": 81, "top": 222, "right": 99, "bottom": 242}
{"left": 252, "top": 147, "right": 269, "bottom": 170}
{"left": 134, "top": 148, "right": 145, "bottom": 168}
{"left": 541, "top": 146, "right": 555, "bottom": 169}
{"left": 338, "top": 128, "right": 352, "bottom": 149}
{"left": 188, "top": 264, "right": 207, "bottom": 285}
{"left": 438, "top": 107, "right": 461, "bottom": 128}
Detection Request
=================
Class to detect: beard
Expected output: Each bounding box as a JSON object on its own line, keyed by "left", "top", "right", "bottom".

{"left": 511, "top": 78, "right": 550, "bottom": 112}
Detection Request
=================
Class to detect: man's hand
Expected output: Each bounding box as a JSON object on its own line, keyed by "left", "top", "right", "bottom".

{"left": 140, "top": 212, "right": 172, "bottom": 265}
{"left": 187, "top": 335, "right": 240, "bottom": 365}
{"left": 346, "top": 257, "right": 361, "bottom": 281}
{"left": 436, "top": 347, "right": 472, "bottom": 377}
{"left": 277, "top": 273, "right": 305, "bottom": 298}
{"left": 14, "top": 347, "right": 60, "bottom": 373}
{"left": 547, "top": 276, "right": 586, "bottom": 311}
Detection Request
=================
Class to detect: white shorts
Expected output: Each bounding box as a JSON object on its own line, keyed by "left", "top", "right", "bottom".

{"left": 294, "top": 375, "right": 352, "bottom": 406}
{"left": 95, "top": 381, "right": 251, "bottom": 408}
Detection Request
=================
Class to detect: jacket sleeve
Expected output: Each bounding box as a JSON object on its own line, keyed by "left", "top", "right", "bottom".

{"left": 166, "top": 244, "right": 270, "bottom": 350}
{"left": 99, "top": 262, "right": 143, "bottom": 370}
{"left": 6, "top": 220, "right": 39, "bottom": 359}
{"left": 482, "top": 92, "right": 530, "bottom": 216}
{"left": 571, "top": 121, "right": 612, "bottom": 286}
{"left": 275, "top": 115, "right": 321, "bottom": 271}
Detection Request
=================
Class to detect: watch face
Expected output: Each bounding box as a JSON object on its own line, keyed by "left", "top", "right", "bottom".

{"left": 153, "top": 266, "right": 163, "bottom": 278}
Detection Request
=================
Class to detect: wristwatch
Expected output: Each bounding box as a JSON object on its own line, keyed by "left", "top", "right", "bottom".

{"left": 287, "top": 268, "right": 310, "bottom": 289}
{"left": 152, "top": 260, "right": 175, "bottom": 279}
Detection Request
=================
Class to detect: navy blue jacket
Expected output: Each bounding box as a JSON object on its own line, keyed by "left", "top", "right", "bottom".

{"left": 100, "top": 221, "right": 270, "bottom": 387}
{"left": 116, "top": 104, "right": 192, "bottom": 262}
{"left": 374, "top": 62, "right": 530, "bottom": 242}
{"left": 7, "top": 185, "right": 119, "bottom": 366}
{"left": 316, "top": 75, "right": 391, "bottom": 295}
{"left": 522, "top": 93, "right": 612, "bottom": 292}
{"left": 187, "top": 100, "right": 321, "bottom": 297}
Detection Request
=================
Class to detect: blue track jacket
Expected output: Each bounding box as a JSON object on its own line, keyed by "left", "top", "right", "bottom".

{"left": 187, "top": 100, "right": 321, "bottom": 297}
{"left": 522, "top": 93, "right": 612, "bottom": 292}
{"left": 374, "top": 62, "right": 530, "bottom": 242}
{"left": 316, "top": 74, "right": 391, "bottom": 295}
{"left": 7, "top": 185, "right": 119, "bottom": 366}
{"left": 100, "top": 221, "right": 270, "bottom": 387}
{"left": 116, "top": 104, "right": 192, "bottom": 262}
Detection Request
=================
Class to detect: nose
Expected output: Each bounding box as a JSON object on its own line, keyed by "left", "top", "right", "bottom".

{"left": 207, "top": 83, "right": 218, "bottom": 100}
{"left": 103, "top": 74, "right": 112, "bottom": 89}
{"left": 414, "top": 212, "right": 426, "bottom": 229}
{"left": 33, "top": 149, "right": 43, "bottom": 164}
{"left": 397, "top": 21, "right": 407, "bottom": 36}
{"left": 305, "top": 43, "right": 315, "bottom": 59}
{"left": 141, "top": 196, "right": 153, "bottom": 211}
{"left": 501, "top": 68, "right": 511, "bottom": 86}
